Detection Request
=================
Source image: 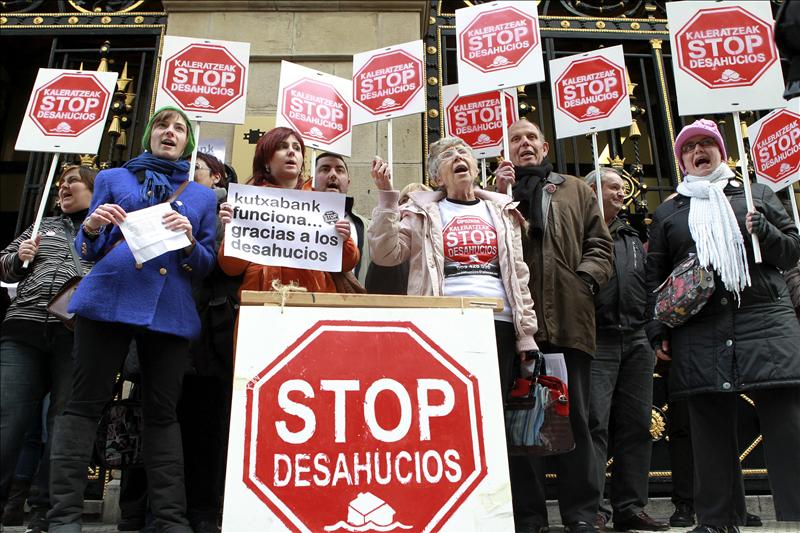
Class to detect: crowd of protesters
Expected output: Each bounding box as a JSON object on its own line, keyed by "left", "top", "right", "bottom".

{"left": 1, "top": 107, "right": 800, "bottom": 533}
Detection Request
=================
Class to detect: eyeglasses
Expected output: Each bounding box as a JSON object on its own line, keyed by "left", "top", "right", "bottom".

{"left": 195, "top": 165, "right": 210, "bottom": 173}
{"left": 439, "top": 146, "right": 472, "bottom": 160}
{"left": 680, "top": 137, "right": 717, "bottom": 154}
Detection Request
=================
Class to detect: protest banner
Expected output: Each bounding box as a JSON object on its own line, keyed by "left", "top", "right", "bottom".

{"left": 224, "top": 183, "right": 346, "bottom": 272}
{"left": 276, "top": 61, "right": 353, "bottom": 160}
{"left": 352, "top": 40, "right": 425, "bottom": 185}
{"left": 155, "top": 36, "right": 249, "bottom": 124}
{"left": 549, "top": 46, "right": 631, "bottom": 140}
{"left": 16, "top": 68, "right": 118, "bottom": 267}
{"left": 749, "top": 101, "right": 800, "bottom": 229}
{"left": 16, "top": 69, "right": 118, "bottom": 154}
{"left": 667, "top": 1, "right": 784, "bottom": 116}
{"left": 455, "top": 1, "right": 544, "bottom": 97}
{"left": 222, "top": 301, "right": 513, "bottom": 532}
{"left": 549, "top": 45, "right": 631, "bottom": 216}
{"left": 443, "top": 85, "right": 518, "bottom": 159}
{"left": 155, "top": 36, "right": 249, "bottom": 181}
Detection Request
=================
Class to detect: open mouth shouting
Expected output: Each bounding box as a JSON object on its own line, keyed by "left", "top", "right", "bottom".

{"left": 453, "top": 160, "right": 469, "bottom": 175}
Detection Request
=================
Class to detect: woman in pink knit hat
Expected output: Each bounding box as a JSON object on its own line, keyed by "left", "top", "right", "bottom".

{"left": 645, "top": 119, "right": 800, "bottom": 533}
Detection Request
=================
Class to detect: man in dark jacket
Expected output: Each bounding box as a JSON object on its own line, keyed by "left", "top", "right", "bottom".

{"left": 584, "top": 168, "right": 667, "bottom": 532}
{"left": 496, "top": 119, "right": 613, "bottom": 533}
{"left": 313, "top": 152, "right": 370, "bottom": 284}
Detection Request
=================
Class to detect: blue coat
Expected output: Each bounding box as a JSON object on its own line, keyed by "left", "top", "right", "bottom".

{"left": 69, "top": 166, "right": 217, "bottom": 340}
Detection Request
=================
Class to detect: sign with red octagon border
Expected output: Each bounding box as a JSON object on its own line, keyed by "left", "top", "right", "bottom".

{"left": 154, "top": 36, "right": 250, "bottom": 124}
{"left": 16, "top": 68, "right": 118, "bottom": 154}
{"left": 276, "top": 61, "right": 353, "bottom": 156}
{"left": 352, "top": 41, "right": 425, "bottom": 124}
{"left": 549, "top": 46, "right": 631, "bottom": 139}
{"left": 455, "top": 0, "right": 544, "bottom": 96}
{"left": 750, "top": 106, "right": 800, "bottom": 192}
{"left": 667, "top": 1, "right": 784, "bottom": 116}
{"left": 443, "top": 85, "right": 519, "bottom": 158}
{"left": 242, "top": 321, "right": 487, "bottom": 533}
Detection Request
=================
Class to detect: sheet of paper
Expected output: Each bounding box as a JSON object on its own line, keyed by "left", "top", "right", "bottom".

{"left": 543, "top": 352, "right": 568, "bottom": 387}
{"left": 119, "top": 203, "right": 191, "bottom": 264}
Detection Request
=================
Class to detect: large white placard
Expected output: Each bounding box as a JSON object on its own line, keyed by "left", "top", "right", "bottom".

{"left": 352, "top": 40, "right": 426, "bottom": 125}
{"left": 222, "top": 305, "right": 513, "bottom": 532}
{"left": 275, "top": 61, "right": 353, "bottom": 156}
{"left": 442, "top": 85, "right": 518, "bottom": 159}
{"left": 224, "top": 183, "right": 345, "bottom": 272}
{"left": 549, "top": 45, "right": 632, "bottom": 139}
{"left": 154, "top": 36, "right": 250, "bottom": 124}
{"left": 667, "top": 0, "right": 785, "bottom": 116}
{"left": 455, "top": 1, "right": 544, "bottom": 96}
{"left": 15, "top": 68, "right": 118, "bottom": 154}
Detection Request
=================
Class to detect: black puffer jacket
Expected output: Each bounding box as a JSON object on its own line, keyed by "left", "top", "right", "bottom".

{"left": 646, "top": 181, "right": 800, "bottom": 398}
{"left": 595, "top": 217, "right": 648, "bottom": 333}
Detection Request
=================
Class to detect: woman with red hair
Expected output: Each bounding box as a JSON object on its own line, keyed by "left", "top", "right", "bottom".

{"left": 218, "top": 127, "right": 359, "bottom": 292}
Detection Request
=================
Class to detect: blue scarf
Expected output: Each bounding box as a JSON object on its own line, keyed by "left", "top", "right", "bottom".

{"left": 122, "top": 152, "right": 189, "bottom": 205}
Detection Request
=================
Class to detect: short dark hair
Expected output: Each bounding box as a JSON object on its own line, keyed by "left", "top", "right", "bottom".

{"left": 315, "top": 152, "right": 348, "bottom": 172}
{"left": 59, "top": 164, "right": 98, "bottom": 192}
{"left": 197, "top": 152, "right": 227, "bottom": 187}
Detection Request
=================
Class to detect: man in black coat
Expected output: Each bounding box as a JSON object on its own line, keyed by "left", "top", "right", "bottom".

{"left": 584, "top": 168, "right": 667, "bottom": 532}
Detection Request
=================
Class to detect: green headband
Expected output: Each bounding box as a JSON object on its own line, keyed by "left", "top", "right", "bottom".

{"left": 141, "top": 106, "right": 196, "bottom": 158}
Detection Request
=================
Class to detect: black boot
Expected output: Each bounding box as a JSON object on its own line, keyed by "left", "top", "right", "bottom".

{"left": 144, "top": 423, "right": 191, "bottom": 533}
{"left": 46, "top": 414, "right": 97, "bottom": 533}
{"left": 2, "top": 477, "right": 32, "bottom": 526}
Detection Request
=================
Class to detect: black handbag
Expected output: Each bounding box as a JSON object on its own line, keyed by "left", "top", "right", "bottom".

{"left": 94, "top": 377, "right": 143, "bottom": 469}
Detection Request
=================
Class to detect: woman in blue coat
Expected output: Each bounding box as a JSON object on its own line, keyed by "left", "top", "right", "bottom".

{"left": 47, "top": 107, "right": 217, "bottom": 533}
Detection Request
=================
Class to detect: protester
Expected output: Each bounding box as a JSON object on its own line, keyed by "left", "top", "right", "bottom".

{"left": 495, "top": 118, "right": 613, "bottom": 533}
{"left": 646, "top": 119, "right": 800, "bottom": 531}
{"left": 369, "top": 136, "right": 540, "bottom": 401}
{"left": 0, "top": 164, "right": 97, "bottom": 533}
{"left": 583, "top": 168, "right": 667, "bottom": 532}
{"left": 176, "top": 152, "right": 240, "bottom": 533}
{"left": 47, "top": 106, "right": 217, "bottom": 533}
{"left": 313, "top": 152, "right": 370, "bottom": 284}
{"left": 218, "top": 127, "right": 359, "bottom": 294}
{"left": 364, "top": 182, "right": 431, "bottom": 295}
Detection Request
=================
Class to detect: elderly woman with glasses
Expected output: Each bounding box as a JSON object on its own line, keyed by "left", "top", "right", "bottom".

{"left": 368, "top": 136, "right": 541, "bottom": 399}
{"left": 646, "top": 119, "right": 800, "bottom": 532}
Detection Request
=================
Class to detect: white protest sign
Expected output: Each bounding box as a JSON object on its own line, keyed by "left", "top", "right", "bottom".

{"left": 442, "top": 84, "right": 518, "bottom": 158}
{"left": 154, "top": 36, "right": 250, "bottom": 124}
{"left": 223, "top": 305, "right": 513, "bottom": 533}
{"left": 455, "top": 1, "right": 544, "bottom": 96}
{"left": 225, "top": 183, "right": 345, "bottom": 272}
{"left": 352, "top": 40, "right": 425, "bottom": 125}
{"left": 15, "top": 68, "right": 118, "bottom": 153}
{"left": 667, "top": 0, "right": 784, "bottom": 115}
{"left": 749, "top": 100, "right": 800, "bottom": 192}
{"left": 549, "top": 45, "right": 631, "bottom": 139}
{"left": 276, "top": 61, "right": 353, "bottom": 156}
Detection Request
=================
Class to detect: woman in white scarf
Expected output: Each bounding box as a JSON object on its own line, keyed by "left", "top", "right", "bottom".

{"left": 645, "top": 119, "right": 800, "bottom": 532}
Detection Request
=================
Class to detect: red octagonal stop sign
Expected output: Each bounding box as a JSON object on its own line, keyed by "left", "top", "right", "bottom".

{"left": 243, "top": 321, "right": 486, "bottom": 533}
{"left": 353, "top": 49, "right": 423, "bottom": 116}
{"left": 282, "top": 79, "right": 351, "bottom": 144}
{"left": 446, "top": 91, "right": 515, "bottom": 150}
{"left": 161, "top": 43, "right": 246, "bottom": 113}
{"left": 460, "top": 6, "right": 538, "bottom": 73}
{"left": 752, "top": 109, "right": 800, "bottom": 184}
{"left": 555, "top": 56, "right": 626, "bottom": 123}
{"left": 674, "top": 6, "right": 777, "bottom": 89}
{"left": 28, "top": 73, "right": 111, "bottom": 137}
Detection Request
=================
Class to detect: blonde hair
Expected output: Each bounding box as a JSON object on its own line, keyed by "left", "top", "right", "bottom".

{"left": 399, "top": 182, "right": 432, "bottom": 205}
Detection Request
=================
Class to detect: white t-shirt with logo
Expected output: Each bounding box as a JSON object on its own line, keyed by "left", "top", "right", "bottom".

{"left": 438, "top": 198, "right": 512, "bottom": 322}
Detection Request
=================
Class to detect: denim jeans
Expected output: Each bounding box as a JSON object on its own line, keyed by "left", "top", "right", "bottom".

{"left": 0, "top": 321, "right": 75, "bottom": 508}
{"left": 588, "top": 329, "right": 655, "bottom": 519}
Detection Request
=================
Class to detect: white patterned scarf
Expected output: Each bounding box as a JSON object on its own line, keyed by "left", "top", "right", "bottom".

{"left": 676, "top": 163, "right": 751, "bottom": 300}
